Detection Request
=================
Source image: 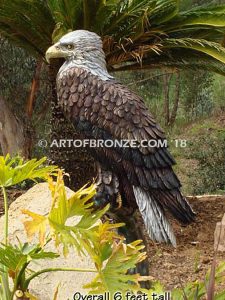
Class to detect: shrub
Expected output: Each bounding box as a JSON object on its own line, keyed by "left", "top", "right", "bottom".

{"left": 187, "top": 132, "right": 225, "bottom": 194}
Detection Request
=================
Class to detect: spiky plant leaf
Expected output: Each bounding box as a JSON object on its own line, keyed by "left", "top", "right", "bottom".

{"left": 124, "top": 49, "right": 225, "bottom": 76}
{"left": 164, "top": 5, "right": 225, "bottom": 31}
{"left": 21, "top": 171, "right": 149, "bottom": 292}
{"left": 0, "top": 0, "right": 54, "bottom": 55}
{"left": 47, "top": 0, "right": 82, "bottom": 29}
{"left": 47, "top": 171, "right": 100, "bottom": 255}
{"left": 93, "top": 0, "right": 125, "bottom": 33}
{"left": 148, "top": 0, "right": 179, "bottom": 25}
{"left": 162, "top": 38, "right": 225, "bottom": 64}
{"left": 0, "top": 155, "right": 58, "bottom": 187}
{"left": 84, "top": 240, "right": 147, "bottom": 293}
{"left": 82, "top": 221, "right": 124, "bottom": 268}
{"left": 22, "top": 171, "right": 113, "bottom": 256}
{"left": 0, "top": 0, "right": 225, "bottom": 74}
{"left": 0, "top": 243, "right": 58, "bottom": 280}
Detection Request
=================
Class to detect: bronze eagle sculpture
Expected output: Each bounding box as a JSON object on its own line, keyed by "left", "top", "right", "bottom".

{"left": 46, "top": 30, "right": 195, "bottom": 247}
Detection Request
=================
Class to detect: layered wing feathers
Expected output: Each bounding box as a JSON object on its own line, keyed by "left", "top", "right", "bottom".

{"left": 57, "top": 67, "right": 195, "bottom": 224}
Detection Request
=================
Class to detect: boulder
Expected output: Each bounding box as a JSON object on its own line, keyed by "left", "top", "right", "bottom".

{"left": 0, "top": 183, "right": 96, "bottom": 300}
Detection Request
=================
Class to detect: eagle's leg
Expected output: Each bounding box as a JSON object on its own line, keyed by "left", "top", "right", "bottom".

{"left": 93, "top": 163, "right": 121, "bottom": 211}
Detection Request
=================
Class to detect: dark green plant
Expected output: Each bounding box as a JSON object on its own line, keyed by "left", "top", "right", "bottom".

{"left": 0, "top": 1, "right": 225, "bottom": 73}
{"left": 181, "top": 70, "right": 214, "bottom": 121}
{"left": 187, "top": 132, "right": 225, "bottom": 194}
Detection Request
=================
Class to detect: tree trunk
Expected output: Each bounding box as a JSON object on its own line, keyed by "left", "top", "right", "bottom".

{"left": 0, "top": 97, "right": 32, "bottom": 158}
{"left": 26, "top": 59, "right": 43, "bottom": 118}
{"left": 163, "top": 73, "right": 172, "bottom": 126}
{"left": 169, "top": 71, "right": 180, "bottom": 126}
{"left": 47, "top": 61, "right": 96, "bottom": 190}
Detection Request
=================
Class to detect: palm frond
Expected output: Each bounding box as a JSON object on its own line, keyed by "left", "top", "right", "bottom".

{"left": 165, "top": 27, "right": 225, "bottom": 42}
{"left": 112, "top": 49, "right": 225, "bottom": 77}
{"left": 93, "top": 0, "right": 122, "bottom": 33}
{"left": 162, "top": 38, "right": 225, "bottom": 64}
{"left": 0, "top": 0, "right": 225, "bottom": 76}
{"left": 47, "top": 0, "right": 82, "bottom": 30}
{"left": 99, "top": 0, "right": 156, "bottom": 37}
{"left": 165, "top": 5, "right": 225, "bottom": 30}
{"left": 185, "top": 3, "right": 225, "bottom": 14}
{"left": 0, "top": 0, "right": 54, "bottom": 55}
{"left": 148, "top": 0, "right": 179, "bottom": 25}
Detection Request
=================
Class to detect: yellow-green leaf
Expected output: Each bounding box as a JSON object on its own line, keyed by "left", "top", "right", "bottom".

{"left": 22, "top": 210, "right": 48, "bottom": 246}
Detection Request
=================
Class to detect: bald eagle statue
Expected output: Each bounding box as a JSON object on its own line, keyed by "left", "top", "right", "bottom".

{"left": 46, "top": 30, "right": 195, "bottom": 248}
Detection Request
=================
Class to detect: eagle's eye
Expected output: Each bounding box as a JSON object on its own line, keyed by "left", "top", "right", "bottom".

{"left": 67, "top": 44, "right": 74, "bottom": 50}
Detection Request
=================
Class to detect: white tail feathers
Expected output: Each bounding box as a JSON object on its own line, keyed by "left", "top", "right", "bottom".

{"left": 133, "top": 186, "right": 176, "bottom": 247}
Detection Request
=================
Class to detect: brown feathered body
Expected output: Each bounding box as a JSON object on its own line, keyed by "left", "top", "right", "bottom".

{"left": 56, "top": 66, "right": 195, "bottom": 246}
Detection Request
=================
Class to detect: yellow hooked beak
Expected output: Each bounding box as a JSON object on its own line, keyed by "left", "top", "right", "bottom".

{"left": 45, "top": 44, "right": 68, "bottom": 64}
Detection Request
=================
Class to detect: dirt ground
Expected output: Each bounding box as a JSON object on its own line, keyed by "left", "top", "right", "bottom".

{"left": 146, "top": 195, "right": 225, "bottom": 290}
{"left": 0, "top": 189, "right": 24, "bottom": 215}
{"left": 0, "top": 190, "right": 225, "bottom": 292}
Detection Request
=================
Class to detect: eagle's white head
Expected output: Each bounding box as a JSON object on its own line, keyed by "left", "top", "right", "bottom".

{"left": 46, "top": 30, "right": 112, "bottom": 80}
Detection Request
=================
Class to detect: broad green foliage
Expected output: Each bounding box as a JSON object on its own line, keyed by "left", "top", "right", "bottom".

{"left": 0, "top": 156, "right": 149, "bottom": 299}
{"left": 0, "top": 156, "right": 225, "bottom": 298}
{"left": 23, "top": 170, "right": 105, "bottom": 254}
{"left": 0, "top": 155, "right": 58, "bottom": 187}
{"left": 0, "top": 0, "right": 225, "bottom": 74}
{"left": 0, "top": 243, "right": 58, "bottom": 273}
{"left": 22, "top": 170, "right": 148, "bottom": 293}
{"left": 85, "top": 240, "right": 147, "bottom": 293}
{"left": 0, "top": 155, "right": 59, "bottom": 300}
{"left": 0, "top": 243, "right": 59, "bottom": 288}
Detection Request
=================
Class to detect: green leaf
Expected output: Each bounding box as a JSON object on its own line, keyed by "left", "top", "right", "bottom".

{"left": 162, "top": 38, "right": 225, "bottom": 65}
{"left": 0, "top": 0, "right": 54, "bottom": 55}
{"left": 84, "top": 240, "right": 147, "bottom": 293}
{"left": 215, "top": 289, "right": 225, "bottom": 300}
{"left": 164, "top": 5, "right": 225, "bottom": 31}
{"left": 52, "top": 22, "right": 70, "bottom": 43}
{"left": 171, "top": 261, "right": 225, "bottom": 300}
{"left": 101, "top": 0, "right": 156, "bottom": 36}
{"left": 0, "top": 243, "right": 58, "bottom": 272}
{"left": 47, "top": 0, "right": 83, "bottom": 31}
{"left": 22, "top": 210, "right": 48, "bottom": 246}
{"left": 149, "top": 0, "right": 179, "bottom": 24}
{"left": 22, "top": 170, "right": 108, "bottom": 256}
{"left": 94, "top": 0, "right": 122, "bottom": 33}
{"left": 47, "top": 171, "right": 109, "bottom": 256}
{"left": 0, "top": 155, "right": 58, "bottom": 187}
{"left": 141, "top": 49, "right": 225, "bottom": 76}
{"left": 21, "top": 171, "right": 150, "bottom": 294}
{"left": 0, "top": 0, "right": 225, "bottom": 76}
